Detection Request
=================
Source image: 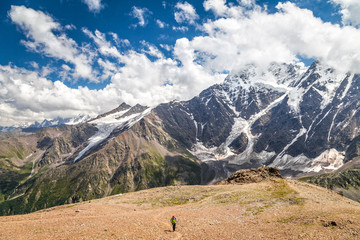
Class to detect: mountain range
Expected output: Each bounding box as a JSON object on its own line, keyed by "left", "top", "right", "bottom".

{"left": 1, "top": 60, "right": 360, "bottom": 215}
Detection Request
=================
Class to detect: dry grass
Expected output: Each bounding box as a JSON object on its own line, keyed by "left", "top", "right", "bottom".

{"left": 0, "top": 179, "right": 360, "bottom": 239}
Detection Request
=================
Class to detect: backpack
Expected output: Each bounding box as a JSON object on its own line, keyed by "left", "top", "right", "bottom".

{"left": 172, "top": 218, "right": 177, "bottom": 224}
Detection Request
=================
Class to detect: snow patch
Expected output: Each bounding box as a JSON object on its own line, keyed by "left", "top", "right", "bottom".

{"left": 189, "top": 141, "right": 218, "bottom": 161}
{"left": 270, "top": 154, "right": 311, "bottom": 172}
{"left": 271, "top": 149, "right": 344, "bottom": 173}
{"left": 287, "top": 87, "right": 305, "bottom": 112}
{"left": 309, "top": 149, "right": 344, "bottom": 172}
{"left": 74, "top": 108, "right": 151, "bottom": 162}
{"left": 340, "top": 74, "right": 354, "bottom": 100}
{"left": 230, "top": 150, "right": 276, "bottom": 165}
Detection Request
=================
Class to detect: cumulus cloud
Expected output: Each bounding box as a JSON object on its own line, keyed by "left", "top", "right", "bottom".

{"left": 174, "top": 2, "right": 199, "bottom": 25}
{"left": 9, "top": 5, "right": 95, "bottom": 80}
{"left": 0, "top": 65, "right": 104, "bottom": 125}
{"left": 0, "top": 52, "right": 223, "bottom": 126}
{"left": 130, "top": 6, "right": 152, "bottom": 27}
{"left": 107, "top": 48, "right": 223, "bottom": 108}
{"left": 203, "top": 0, "right": 228, "bottom": 16}
{"left": 331, "top": 0, "right": 360, "bottom": 27}
{"left": 203, "top": 0, "right": 251, "bottom": 18}
{"left": 82, "top": 0, "right": 104, "bottom": 13}
{"left": 0, "top": 27, "right": 224, "bottom": 126}
{"left": 185, "top": 1, "right": 360, "bottom": 74}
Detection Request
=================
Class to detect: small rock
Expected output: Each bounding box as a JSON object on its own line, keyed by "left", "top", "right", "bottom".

{"left": 321, "top": 220, "right": 337, "bottom": 227}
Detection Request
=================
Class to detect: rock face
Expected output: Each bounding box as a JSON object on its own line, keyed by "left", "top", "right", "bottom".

{"left": 217, "top": 167, "right": 283, "bottom": 185}
{"left": 156, "top": 61, "right": 360, "bottom": 178}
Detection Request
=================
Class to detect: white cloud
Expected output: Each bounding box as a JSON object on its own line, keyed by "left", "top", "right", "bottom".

{"left": 174, "top": 2, "right": 199, "bottom": 25}
{"left": 0, "top": 35, "right": 225, "bottom": 126}
{"left": 108, "top": 48, "right": 223, "bottom": 108}
{"left": 331, "top": 0, "right": 360, "bottom": 27}
{"left": 203, "top": 0, "right": 228, "bottom": 16}
{"left": 0, "top": 34, "right": 227, "bottom": 126}
{"left": 82, "top": 0, "right": 104, "bottom": 13}
{"left": 97, "top": 58, "right": 118, "bottom": 80}
{"left": 65, "top": 24, "right": 76, "bottom": 30}
{"left": 130, "top": 6, "right": 151, "bottom": 27}
{"left": 183, "top": 2, "right": 360, "bottom": 74}
{"left": 160, "top": 44, "right": 172, "bottom": 51}
{"left": 203, "top": 0, "right": 258, "bottom": 18}
{"left": 62, "top": 64, "right": 71, "bottom": 71}
{"left": 29, "top": 61, "right": 39, "bottom": 69}
{"left": 109, "top": 32, "right": 130, "bottom": 47}
{"left": 140, "top": 41, "right": 164, "bottom": 59}
{"left": 156, "top": 19, "right": 168, "bottom": 28}
{"left": 83, "top": 28, "right": 122, "bottom": 59}
{"left": 0, "top": 65, "right": 104, "bottom": 126}
{"left": 9, "top": 5, "right": 95, "bottom": 80}
{"left": 172, "top": 26, "right": 189, "bottom": 32}
{"left": 239, "top": 0, "right": 256, "bottom": 7}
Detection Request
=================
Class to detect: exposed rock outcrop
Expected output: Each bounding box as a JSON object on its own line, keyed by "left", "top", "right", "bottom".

{"left": 217, "top": 167, "right": 283, "bottom": 185}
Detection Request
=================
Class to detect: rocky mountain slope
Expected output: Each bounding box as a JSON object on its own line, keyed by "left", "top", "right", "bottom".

{"left": 0, "top": 104, "right": 201, "bottom": 215}
{"left": 155, "top": 61, "right": 360, "bottom": 178}
{"left": 0, "top": 179, "right": 359, "bottom": 239}
{"left": 2, "top": 60, "right": 360, "bottom": 215}
{"left": 302, "top": 157, "right": 360, "bottom": 202}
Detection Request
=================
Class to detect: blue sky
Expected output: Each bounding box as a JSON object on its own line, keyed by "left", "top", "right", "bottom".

{"left": 0, "top": 0, "right": 359, "bottom": 126}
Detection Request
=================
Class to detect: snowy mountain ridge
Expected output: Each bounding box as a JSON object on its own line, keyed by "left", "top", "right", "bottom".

{"left": 177, "top": 60, "right": 360, "bottom": 177}
{"left": 0, "top": 115, "right": 96, "bottom": 132}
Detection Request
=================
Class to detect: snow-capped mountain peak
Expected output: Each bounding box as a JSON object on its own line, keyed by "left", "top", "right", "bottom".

{"left": 156, "top": 60, "right": 360, "bottom": 178}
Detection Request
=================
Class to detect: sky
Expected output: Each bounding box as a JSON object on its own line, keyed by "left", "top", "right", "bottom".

{"left": 0, "top": 0, "right": 360, "bottom": 126}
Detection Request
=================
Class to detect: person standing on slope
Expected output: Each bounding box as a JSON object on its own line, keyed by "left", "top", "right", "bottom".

{"left": 170, "top": 216, "right": 178, "bottom": 231}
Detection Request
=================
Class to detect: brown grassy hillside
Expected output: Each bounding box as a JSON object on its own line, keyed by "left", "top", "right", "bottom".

{"left": 0, "top": 179, "right": 359, "bottom": 240}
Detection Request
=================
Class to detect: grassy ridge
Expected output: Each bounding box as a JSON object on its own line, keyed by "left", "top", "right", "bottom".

{"left": 301, "top": 168, "right": 360, "bottom": 202}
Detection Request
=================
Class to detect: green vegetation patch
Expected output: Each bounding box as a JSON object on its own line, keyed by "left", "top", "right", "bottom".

{"left": 0, "top": 161, "right": 33, "bottom": 201}
{"left": 308, "top": 169, "right": 360, "bottom": 190}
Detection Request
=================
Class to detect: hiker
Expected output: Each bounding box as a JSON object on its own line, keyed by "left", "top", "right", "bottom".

{"left": 170, "top": 216, "right": 178, "bottom": 231}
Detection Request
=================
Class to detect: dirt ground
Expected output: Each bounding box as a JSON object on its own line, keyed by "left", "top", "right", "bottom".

{"left": 0, "top": 180, "right": 360, "bottom": 240}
